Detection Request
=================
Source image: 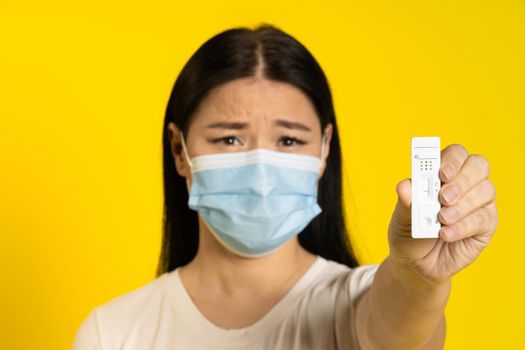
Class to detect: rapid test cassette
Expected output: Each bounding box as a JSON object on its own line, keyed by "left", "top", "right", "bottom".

{"left": 411, "top": 137, "right": 442, "bottom": 239}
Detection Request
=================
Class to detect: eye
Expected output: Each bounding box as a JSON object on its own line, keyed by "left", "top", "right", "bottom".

{"left": 279, "top": 136, "right": 306, "bottom": 147}
{"left": 211, "top": 136, "right": 242, "bottom": 146}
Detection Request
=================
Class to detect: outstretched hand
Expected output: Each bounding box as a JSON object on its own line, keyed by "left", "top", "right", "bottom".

{"left": 388, "top": 144, "right": 499, "bottom": 285}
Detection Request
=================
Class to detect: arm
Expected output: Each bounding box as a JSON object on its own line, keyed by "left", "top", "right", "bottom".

{"left": 355, "top": 255, "right": 450, "bottom": 350}
{"left": 354, "top": 144, "right": 499, "bottom": 349}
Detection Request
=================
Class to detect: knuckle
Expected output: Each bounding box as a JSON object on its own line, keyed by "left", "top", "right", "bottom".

{"left": 490, "top": 203, "right": 499, "bottom": 225}
{"left": 483, "top": 179, "right": 496, "bottom": 199}
{"left": 470, "top": 154, "right": 490, "bottom": 176}
{"left": 454, "top": 173, "right": 469, "bottom": 194}
{"left": 490, "top": 181, "right": 496, "bottom": 198}
{"left": 475, "top": 208, "right": 488, "bottom": 229}
{"left": 462, "top": 193, "right": 475, "bottom": 213}
{"left": 449, "top": 143, "right": 469, "bottom": 158}
{"left": 483, "top": 202, "right": 499, "bottom": 235}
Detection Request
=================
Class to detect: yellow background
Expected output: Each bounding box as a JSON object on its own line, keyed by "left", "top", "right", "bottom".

{"left": 1, "top": 1, "right": 523, "bottom": 348}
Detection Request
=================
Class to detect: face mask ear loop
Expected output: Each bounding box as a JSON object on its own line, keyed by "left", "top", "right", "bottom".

{"left": 179, "top": 131, "right": 193, "bottom": 169}
{"left": 179, "top": 131, "right": 193, "bottom": 192}
{"left": 319, "top": 133, "right": 326, "bottom": 175}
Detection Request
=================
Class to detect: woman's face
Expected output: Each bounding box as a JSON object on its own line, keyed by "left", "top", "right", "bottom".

{"left": 168, "top": 76, "right": 333, "bottom": 184}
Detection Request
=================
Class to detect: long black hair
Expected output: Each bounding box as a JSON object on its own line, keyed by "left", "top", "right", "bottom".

{"left": 157, "top": 23, "right": 359, "bottom": 277}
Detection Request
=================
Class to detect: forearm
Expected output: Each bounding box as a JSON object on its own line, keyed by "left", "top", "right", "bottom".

{"left": 356, "top": 255, "right": 451, "bottom": 349}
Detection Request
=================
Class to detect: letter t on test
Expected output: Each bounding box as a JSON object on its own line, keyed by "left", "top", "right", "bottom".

{"left": 411, "top": 137, "right": 442, "bottom": 239}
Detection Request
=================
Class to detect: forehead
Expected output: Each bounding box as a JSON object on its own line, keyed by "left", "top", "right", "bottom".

{"left": 190, "top": 77, "right": 320, "bottom": 129}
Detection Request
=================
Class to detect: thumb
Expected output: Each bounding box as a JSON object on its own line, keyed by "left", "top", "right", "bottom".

{"left": 392, "top": 178, "right": 412, "bottom": 228}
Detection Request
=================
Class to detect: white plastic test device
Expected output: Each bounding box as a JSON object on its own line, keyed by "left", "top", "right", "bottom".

{"left": 411, "top": 136, "right": 442, "bottom": 238}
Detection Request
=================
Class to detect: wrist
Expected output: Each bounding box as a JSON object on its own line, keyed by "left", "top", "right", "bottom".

{"left": 387, "top": 255, "right": 451, "bottom": 297}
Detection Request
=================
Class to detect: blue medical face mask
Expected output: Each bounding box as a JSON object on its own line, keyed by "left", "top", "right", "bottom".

{"left": 180, "top": 131, "right": 326, "bottom": 258}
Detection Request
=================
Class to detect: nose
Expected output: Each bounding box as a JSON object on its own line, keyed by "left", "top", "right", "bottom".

{"left": 246, "top": 164, "right": 274, "bottom": 196}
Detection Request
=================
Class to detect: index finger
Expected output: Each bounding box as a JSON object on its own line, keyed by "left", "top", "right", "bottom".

{"left": 439, "top": 144, "right": 469, "bottom": 183}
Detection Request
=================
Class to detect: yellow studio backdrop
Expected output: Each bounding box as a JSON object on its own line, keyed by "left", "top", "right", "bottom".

{"left": 0, "top": 1, "right": 523, "bottom": 349}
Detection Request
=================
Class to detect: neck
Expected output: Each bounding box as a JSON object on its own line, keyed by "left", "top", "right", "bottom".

{"left": 180, "top": 215, "right": 317, "bottom": 298}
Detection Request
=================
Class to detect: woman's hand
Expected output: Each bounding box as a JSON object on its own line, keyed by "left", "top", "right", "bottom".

{"left": 388, "top": 143, "right": 499, "bottom": 285}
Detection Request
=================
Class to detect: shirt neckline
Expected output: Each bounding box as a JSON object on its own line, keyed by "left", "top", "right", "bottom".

{"left": 164, "top": 255, "right": 327, "bottom": 344}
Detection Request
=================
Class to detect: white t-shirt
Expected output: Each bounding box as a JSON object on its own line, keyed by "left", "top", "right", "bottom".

{"left": 72, "top": 256, "right": 380, "bottom": 350}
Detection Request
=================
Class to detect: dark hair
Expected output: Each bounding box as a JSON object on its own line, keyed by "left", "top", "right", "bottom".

{"left": 156, "top": 23, "right": 359, "bottom": 277}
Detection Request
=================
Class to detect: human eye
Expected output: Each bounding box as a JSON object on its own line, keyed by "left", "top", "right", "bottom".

{"left": 278, "top": 135, "right": 307, "bottom": 147}
{"left": 210, "top": 135, "right": 242, "bottom": 146}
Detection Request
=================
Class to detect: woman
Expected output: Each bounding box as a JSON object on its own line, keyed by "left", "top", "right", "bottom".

{"left": 73, "top": 24, "right": 498, "bottom": 349}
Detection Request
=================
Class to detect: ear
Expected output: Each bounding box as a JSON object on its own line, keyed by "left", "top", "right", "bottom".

{"left": 319, "top": 123, "right": 333, "bottom": 178}
{"left": 167, "top": 122, "right": 191, "bottom": 178}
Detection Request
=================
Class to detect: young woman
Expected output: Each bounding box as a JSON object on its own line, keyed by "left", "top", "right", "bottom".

{"left": 73, "top": 24, "right": 498, "bottom": 349}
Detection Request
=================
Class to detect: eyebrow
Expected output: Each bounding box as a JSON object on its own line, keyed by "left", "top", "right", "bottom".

{"left": 205, "top": 121, "right": 248, "bottom": 130}
{"left": 273, "top": 119, "right": 312, "bottom": 132}
{"left": 205, "top": 119, "right": 312, "bottom": 132}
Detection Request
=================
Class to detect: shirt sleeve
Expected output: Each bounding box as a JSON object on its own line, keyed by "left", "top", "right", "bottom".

{"left": 71, "top": 308, "right": 103, "bottom": 350}
{"left": 348, "top": 263, "right": 380, "bottom": 306}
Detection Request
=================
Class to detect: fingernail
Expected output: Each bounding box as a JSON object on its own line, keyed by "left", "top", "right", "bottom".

{"left": 441, "top": 226, "right": 456, "bottom": 240}
{"left": 443, "top": 164, "right": 455, "bottom": 181}
{"left": 441, "top": 207, "right": 459, "bottom": 221}
{"left": 442, "top": 185, "right": 459, "bottom": 203}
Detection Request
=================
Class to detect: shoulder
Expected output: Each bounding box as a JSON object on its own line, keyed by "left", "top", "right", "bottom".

{"left": 315, "top": 258, "right": 380, "bottom": 303}
{"left": 94, "top": 272, "right": 170, "bottom": 326}
{"left": 72, "top": 272, "right": 171, "bottom": 349}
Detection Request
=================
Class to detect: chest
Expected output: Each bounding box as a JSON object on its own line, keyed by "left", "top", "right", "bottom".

{"left": 190, "top": 291, "right": 286, "bottom": 329}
